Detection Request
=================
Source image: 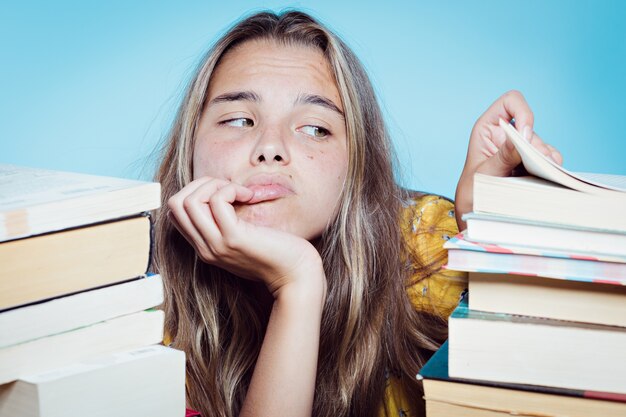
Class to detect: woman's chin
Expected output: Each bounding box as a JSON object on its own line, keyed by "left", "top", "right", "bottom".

{"left": 235, "top": 204, "right": 280, "bottom": 228}
{"left": 234, "top": 202, "right": 320, "bottom": 240}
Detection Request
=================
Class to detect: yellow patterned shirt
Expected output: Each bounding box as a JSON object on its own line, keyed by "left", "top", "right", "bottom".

{"left": 378, "top": 194, "right": 468, "bottom": 417}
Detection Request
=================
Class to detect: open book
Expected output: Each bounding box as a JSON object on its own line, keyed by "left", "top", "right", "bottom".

{"left": 471, "top": 122, "right": 626, "bottom": 232}
{"left": 499, "top": 119, "right": 626, "bottom": 195}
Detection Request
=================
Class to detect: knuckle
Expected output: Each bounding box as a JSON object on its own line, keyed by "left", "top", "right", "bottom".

{"left": 211, "top": 243, "right": 228, "bottom": 259}
{"left": 167, "top": 195, "right": 181, "bottom": 210}
{"left": 505, "top": 89, "right": 523, "bottom": 99}
{"left": 222, "top": 233, "right": 240, "bottom": 251}
{"left": 197, "top": 247, "right": 213, "bottom": 262}
{"left": 208, "top": 191, "right": 223, "bottom": 207}
{"left": 182, "top": 196, "right": 195, "bottom": 211}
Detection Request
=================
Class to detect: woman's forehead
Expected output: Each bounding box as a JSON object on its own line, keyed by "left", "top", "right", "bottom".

{"left": 208, "top": 39, "right": 341, "bottom": 108}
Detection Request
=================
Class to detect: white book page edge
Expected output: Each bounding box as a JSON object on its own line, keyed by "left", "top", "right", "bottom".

{"left": 498, "top": 119, "right": 626, "bottom": 192}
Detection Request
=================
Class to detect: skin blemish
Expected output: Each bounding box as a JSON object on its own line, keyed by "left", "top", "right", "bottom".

{"left": 307, "top": 155, "right": 314, "bottom": 160}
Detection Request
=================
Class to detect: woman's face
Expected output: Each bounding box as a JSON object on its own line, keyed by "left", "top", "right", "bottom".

{"left": 193, "top": 39, "right": 349, "bottom": 240}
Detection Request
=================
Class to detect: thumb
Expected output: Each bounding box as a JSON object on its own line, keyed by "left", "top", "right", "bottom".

{"left": 476, "top": 138, "right": 522, "bottom": 177}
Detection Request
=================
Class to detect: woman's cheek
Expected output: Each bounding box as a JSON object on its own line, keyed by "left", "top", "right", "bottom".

{"left": 193, "top": 140, "right": 242, "bottom": 180}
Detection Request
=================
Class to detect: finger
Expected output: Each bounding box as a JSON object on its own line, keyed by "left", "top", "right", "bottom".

{"left": 167, "top": 176, "right": 228, "bottom": 221}
{"left": 183, "top": 179, "right": 229, "bottom": 245}
{"left": 209, "top": 183, "right": 255, "bottom": 236}
{"left": 531, "top": 132, "right": 563, "bottom": 165}
{"left": 169, "top": 178, "right": 230, "bottom": 260}
{"left": 482, "top": 91, "right": 534, "bottom": 140}
{"left": 476, "top": 138, "right": 522, "bottom": 177}
{"left": 168, "top": 210, "right": 214, "bottom": 261}
{"left": 168, "top": 211, "right": 195, "bottom": 245}
{"left": 529, "top": 133, "right": 559, "bottom": 164}
{"left": 484, "top": 136, "right": 500, "bottom": 155}
{"left": 502, "top": 91, "right": 534, "bottom": 140}
{"left": 487, "top": 124, "right": 507, "bottom": 148}
{"left": 169, "top": 176, "right": 225, "bottom": 205}
{"left": 545, "top": 144, "right": 564, "bottom": 165}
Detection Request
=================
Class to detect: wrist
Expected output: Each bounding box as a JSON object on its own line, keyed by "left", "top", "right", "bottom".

{"left": 455, "top": 172, "right": 473, "bottom": 230}
{"left": 272, "top": 257, "right": 327, "bottom": 307}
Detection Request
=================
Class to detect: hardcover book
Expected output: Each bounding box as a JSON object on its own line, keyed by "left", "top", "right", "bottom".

{"left": 447, "top": 296, "right": 626, "bottom": 394}
{"left": 418, "top": 341, "right": 626, "bottom": 417}
{"left": 0, "top": 215, "right": 152, "bottom": 310}
{"left": 468, "top": 272, "right": 626, "bottom": 327}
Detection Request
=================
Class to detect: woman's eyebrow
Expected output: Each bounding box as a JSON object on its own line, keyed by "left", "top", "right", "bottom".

{"left": 209, "top": 91, "right": 260, "bottom": 105}
{"left": 295, "top": 93, "right": 344, "bottom": 118}
{"left": 208, "top": 91, "right": 344, "bottom": 119}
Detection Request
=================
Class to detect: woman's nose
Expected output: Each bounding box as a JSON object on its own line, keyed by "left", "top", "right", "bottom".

{"left": 250, "top": 127, "right": 291, "bottom": 165}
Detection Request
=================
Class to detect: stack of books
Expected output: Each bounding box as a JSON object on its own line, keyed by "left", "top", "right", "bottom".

{"left": 418, "top": 121, "right": 626, "bottom": 416}
{"left": 0, "top": 165, "right": 185, "bottom": 417}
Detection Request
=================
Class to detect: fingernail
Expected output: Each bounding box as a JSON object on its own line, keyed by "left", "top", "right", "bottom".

{"left": 522, "top": 126, "right": 532, "bottom": 142}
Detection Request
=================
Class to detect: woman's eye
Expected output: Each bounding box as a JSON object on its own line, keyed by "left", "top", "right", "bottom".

{"left": 221, "top": 118, "right": 254, "bottom": 128}
{"left": 299, "top": 125, "right": 330, "bottom": 139}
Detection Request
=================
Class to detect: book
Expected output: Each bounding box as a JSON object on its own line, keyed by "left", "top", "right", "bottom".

{"left": 472, "top": 120, "right": 626, "bottom": 232}
{"left": 0, "top": 164, "right": 160, "bottom": 241}
{"left": 0, "top": 274, "right": 163, "bottom": 348}
{"left": 418, "top": 341, "right": 626, "bottom": 417}
{"left": 473, "top": 173, "right": 626, "bottom": 232}
{"left": 0, "top": 345, "right": 185, "bottom": 417}
{"left": 468, "top": 272, "right": 626, "bottom": 327}
{"left": 444, "top": 234, "right": 626, "bottom": 284}
{"left": 0, "top": 215, "right": 152, "bottom": 310}
{"left": 0, "top": 309, "right": 164, "bottom": 385}
{"left": 463, "top": 212, "right": 626, "bottom": 257}
{"left": 448, "top": 296, "right": 626, "bottom": 394}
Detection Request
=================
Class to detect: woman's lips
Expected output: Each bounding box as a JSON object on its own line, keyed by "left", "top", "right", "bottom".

{"left": 246, "top": 183, "right": 293, "bottom": 204}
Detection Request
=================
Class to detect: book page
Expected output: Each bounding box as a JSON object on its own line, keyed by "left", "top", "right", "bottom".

{"left": 574, "top": 172, "right": 626, "bottom": 190}
{"left": 499, "top": 120, "right": 626, "bottom": 193}
{"left": 0, "top": 165, "right": 142, "bottom": 211}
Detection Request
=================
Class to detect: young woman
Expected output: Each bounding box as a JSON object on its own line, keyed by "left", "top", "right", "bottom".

{"left": 154, "top": 10, "right": 560, "bottom": 417}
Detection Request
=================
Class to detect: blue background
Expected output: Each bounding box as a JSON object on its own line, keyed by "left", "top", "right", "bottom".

{"left": 2, "top": 0, "right": 625, "bottom": 199}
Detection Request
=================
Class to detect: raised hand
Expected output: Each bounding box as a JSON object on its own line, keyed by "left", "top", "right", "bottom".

{"left": 167, "top": 176, "right": 326, "bottom": 298}
{"left": 455, "top": 90, "right": 563, "bottom": 229}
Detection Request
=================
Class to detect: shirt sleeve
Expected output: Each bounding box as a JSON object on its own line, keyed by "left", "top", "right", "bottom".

{"left": 401, "top": 194, "right": 468, "bottom": 319}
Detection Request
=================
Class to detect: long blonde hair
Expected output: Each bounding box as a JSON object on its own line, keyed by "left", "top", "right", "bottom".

{"left": 154, "top": 10, "right": 445, "bottom": 417}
